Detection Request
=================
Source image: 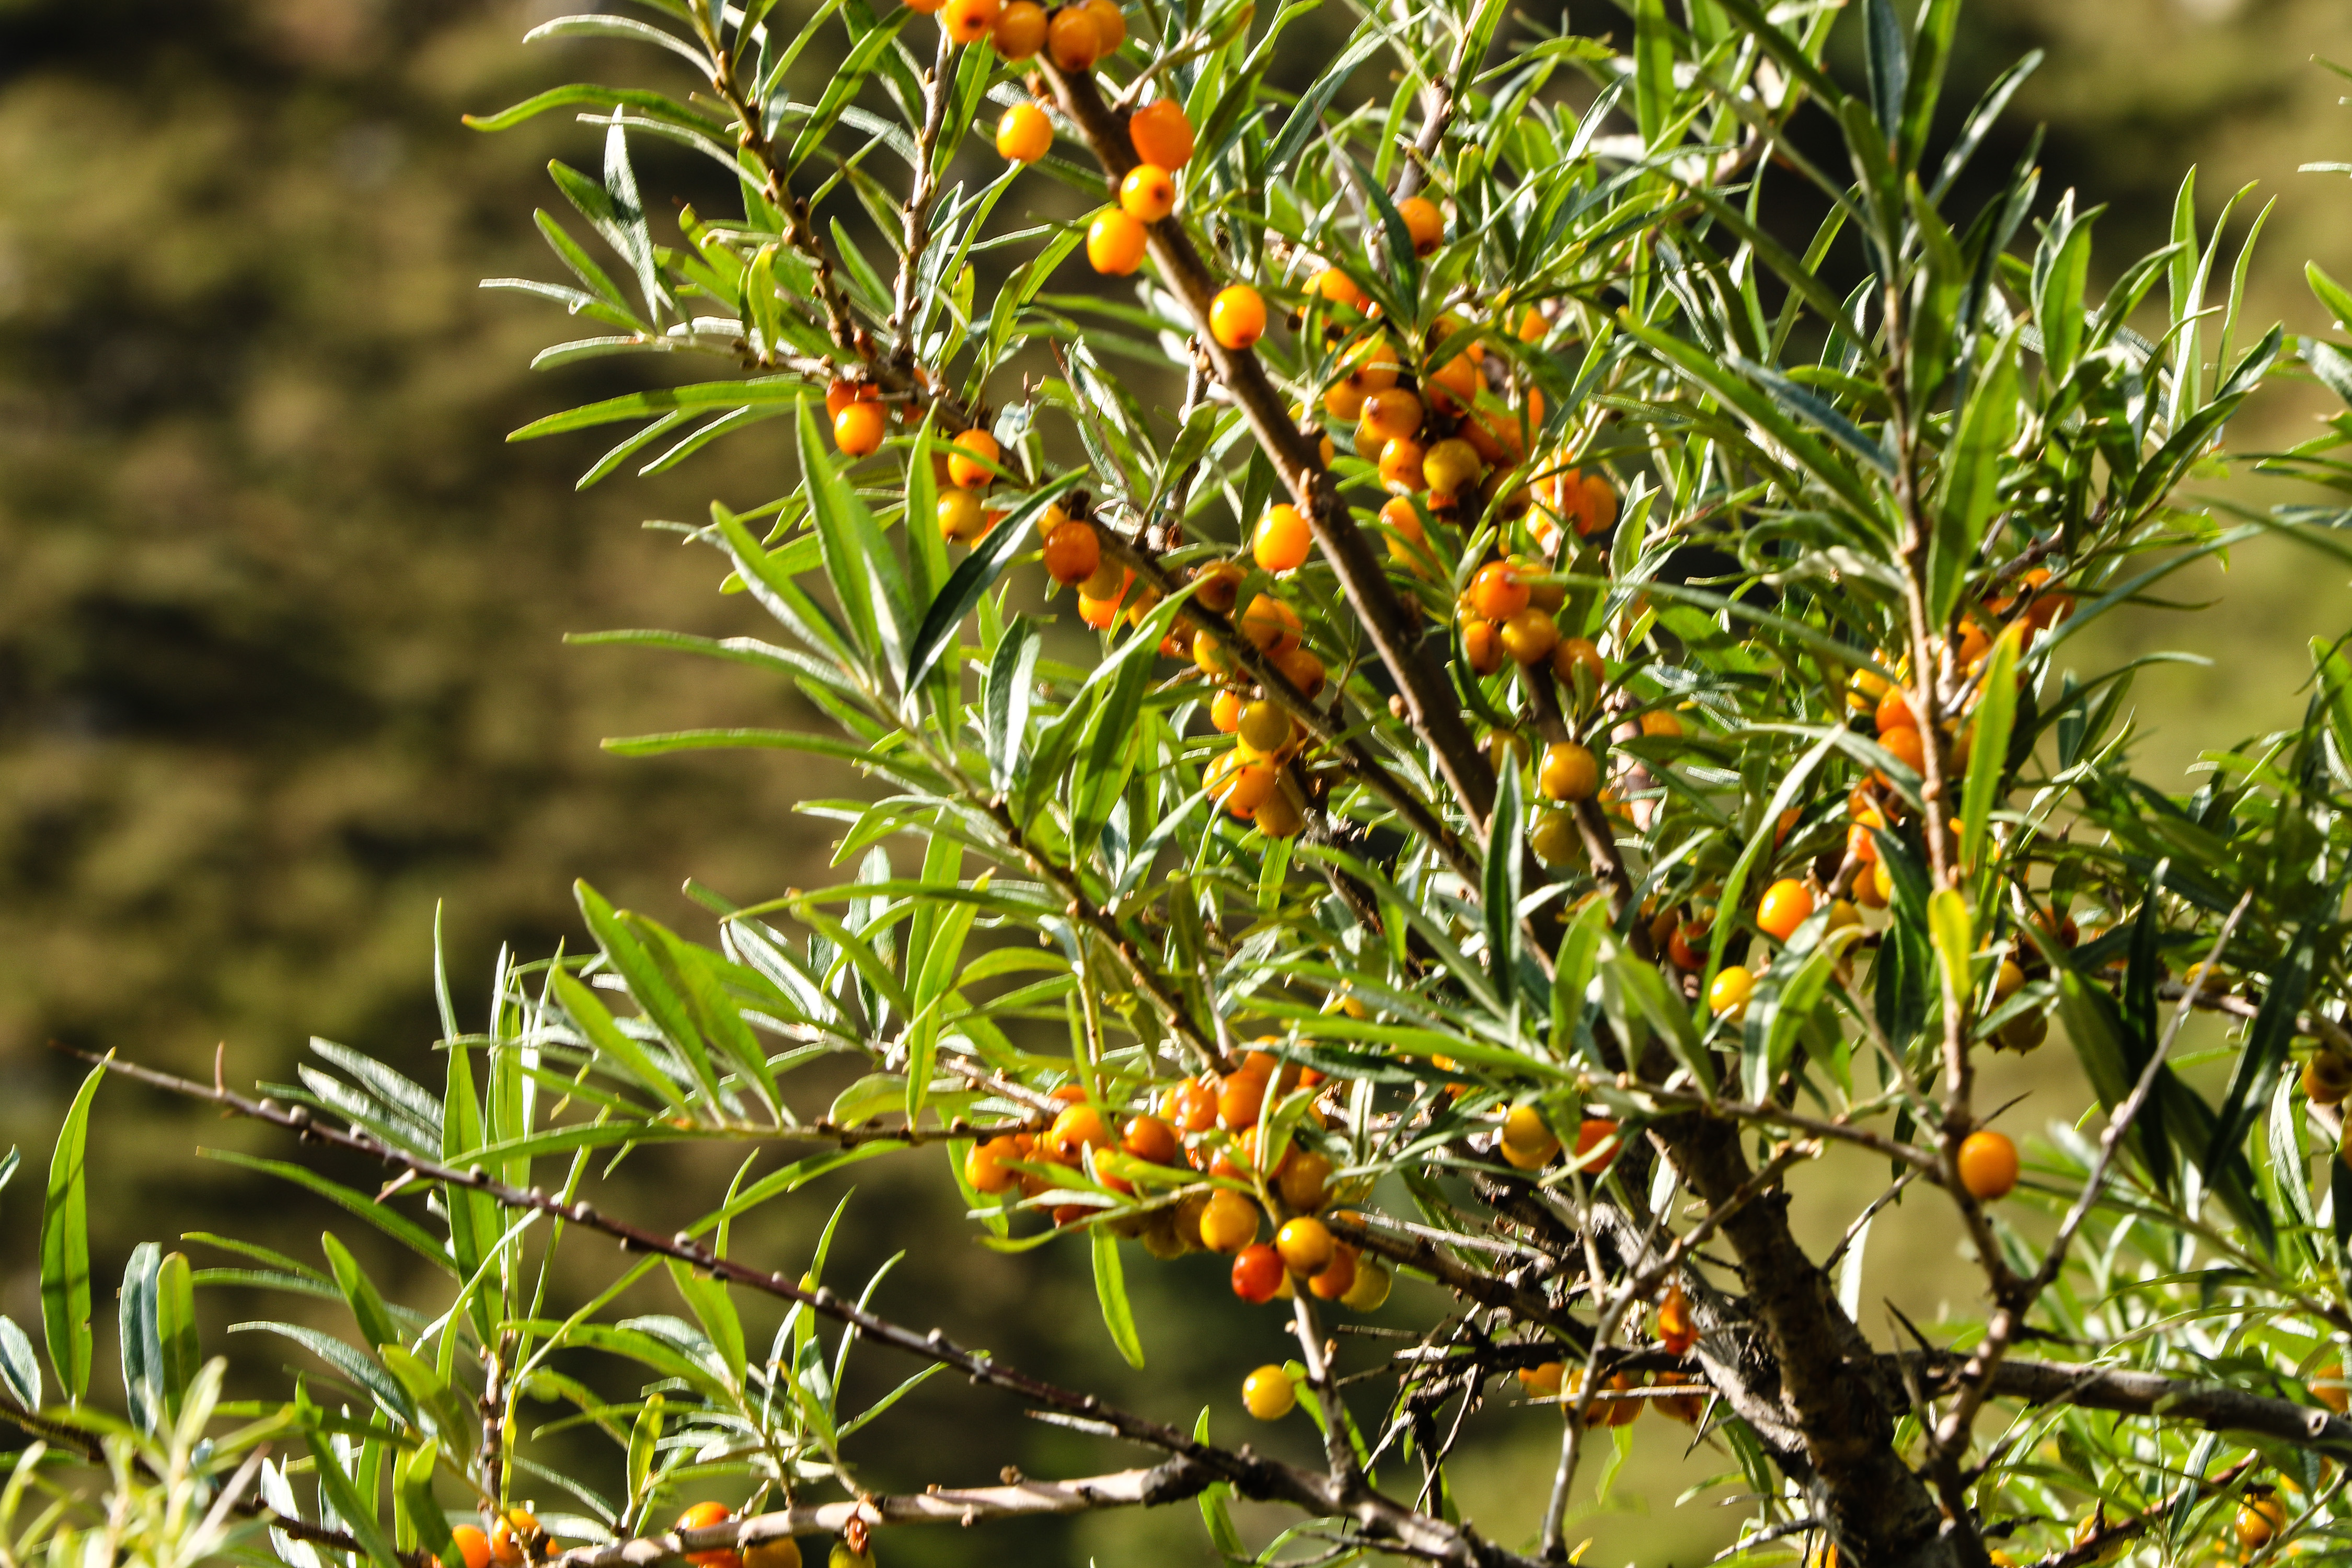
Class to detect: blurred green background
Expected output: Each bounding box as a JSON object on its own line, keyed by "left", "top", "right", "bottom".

{"left": 0, "top": 0, "right": 2347, "bottom": 1562}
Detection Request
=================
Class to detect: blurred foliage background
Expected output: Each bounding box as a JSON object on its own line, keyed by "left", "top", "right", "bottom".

{"left": 0, "top": 0, "right": 2346, "bottom": 1562}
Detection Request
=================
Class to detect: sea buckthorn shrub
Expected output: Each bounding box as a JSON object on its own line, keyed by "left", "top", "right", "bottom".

{"left": 18, "top": 1, "right": 2352, "bottom": 1566}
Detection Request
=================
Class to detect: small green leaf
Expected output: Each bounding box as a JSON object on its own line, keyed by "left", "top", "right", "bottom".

{"left": 904, "top": 474, "right": 1085, "bottom": 691}
{"left": 1927, "top": 889, "right": 1973, "bottom": 1014}
{"left": 1090, "top": 1226, "right": 1146, "bottom": 1369}
{"left": 322, "top": 1234, "right": 404, "bottom": 1353}
{"left": 1633, "top": 0, "right": 1674, "bottom": 147}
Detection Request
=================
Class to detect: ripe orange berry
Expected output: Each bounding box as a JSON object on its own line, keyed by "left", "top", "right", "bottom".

{"left": 995, "top": 101, "right": 1053, "bottom": 163}
{"left": 1756, "top": 878, "right": 1815, "bottom": 942}
{"left": 1199, "top": 1188, "right": 1259, "bottom": 1252}
{"left": 1640, "top": 709, "right": 1684, "bottom": 740}
{"left": 1117, "top": 163, "right": 1174, "bottom": 222}
{"left": 1322, "top": 379, "right": 1367, "bottom": 421}
{"left": 947, "top": 428, "right": 1000, "bottom": 488}
{"left": 1083, "top": 0, "right": 1126, "bottom": 51}
{"left": 1572, "top": 1117, "right": 1621, "bottom": 1174}
{"left": 1308, "top": 1244, "right": 1357, "bottom": 1300}
{"left": 1275, "top": 1216, "right": 1335, "bottom": 1275}
{"left": 965, "top": 1134, "right": 1020, "bottom": 1194}
{"left": 1238, "top": 593, "right": 1302, "bottom": 655}
{"left": 832, "top": 400, "right": 886, "bottom": 456}
{"left": 2234, "top": 1496, "right": 2283, "bottom": 1549}
{"left": 1192, "top": 557, "right": 1245, "bottom": 614}
{"left": 1043, "top": 520, "right": 1100, "bottom": 585}
{"left": 1395, "top": 195, "right": 1444, "bottom": 256}
{"left": 742, "top": 1542, "right": 800, "bottom": 1568}
{"left": 1253, "top": 503, "right": 1312, "bottom": 573}
{"left": 1708, "top": 965, "right": 1754, "bottom": 1018}
{"left": 1045, "top": 4, "right": 1100, "bottom": 68}
{"left": 1342, "top": 337, "right": 1402, "bottom": 396}
{"left": 823, "top": 378, "right": 866, "bottom": 420}
{"left": 1209, "top": 285, "right": 1266, "bottom": 349}
{"left": 2305, "top": 1052, "right": 2352, "bottom": 1105}
{"left": 1121, "top": 1114, "right": 1179, "bottom": 1166}
{"left": 1656, "top": 1281, "right": 1696, "bottom": 1354}
{"left": 1878, "top": 724, "right": 1927, "bottom": 782}
{"left": 2313, "top": 1362, "right": 2349, "bottom": 1414}
{"left": 445, "top": 1527, "right": 492, "bottom": 1568}
{"left": 1051, "top": 1102, "right": 1111, "bottom": 1154}
{"left": 491, "top": 1512, "right": 539, "bottom": 1568}
{"left": 1874, "top": 685, "right": 1919, "bottom": 735}
{"left": 1468, "top": 560, "right": 1529, "bottom": 621}
{"left": 1654, "top": 1371, "right": 1704, "bottom": 1423}
{"left": 1569, "top": 469, "right": 1618, "bottom": 536}
{"left": 1209, "top": 688, "right": 1244, "bottom": 734}
{"left": 1243, "top": 1364, "right": 1296, "bottom": 1419}
{"left": 1380, "top": 495, "right": 1428, "bottom": 568}
{"left": 1218, "top": 1066, "right": 1270, "bottom": 1128}
{"left": 937, "top": 487, "right": 985, "bottom": 543}
{"left": 941, "top": 0, "right": 999, "bottom": 44}
{"left": 1462, "top": 618, "right": 1504, "bottom": 676}
{"left": 1218, "top": 757, "right": 1277, "bottom": 817}
{"left": 1554, "top": 636, "right": 1602, "bottom": 693}
{"left": 1087, "top": 207, "right": 1149, "bottom": 274}
{"left": 1315, "top": 268, "right": 1368, "bottom": 309}
{"left": 1957, "top": 1129, "right": 2019, "bottom": 1200}
{"left": 675, "top": 1503, "right": 740, "bottom": 1568}
{"left": 1127, "top": 99, "right": 1195, "bottom": 169}
{"left": 993, "top": 0, "right": 1047, "bottom": 56}
{"left": 1278, "top": 1149, "right": 1333, "bottom": 1210}
{"left": 1422, "top": 436, "right": 1482, "bottom": 499}
{"left": 1538, "top": 742, "right": 1599, "bottom": 802}
{"left": 1163, "top": 1077, "right": 1217, "bottom": 1132}
{"left": 1231, "top": 1242, "right": 1285, "bottom": 1302}
{"left": 1361, "top": 388, "right": 1423, "bottom": 441}
{"left": 1501, "top": 607, "right": 1559, "bottom": 666}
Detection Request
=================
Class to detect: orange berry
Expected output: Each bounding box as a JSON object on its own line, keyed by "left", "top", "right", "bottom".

{"left": 1218, "top": 1066, "right": 1270, "bottom": 1128}
{"left": 1554, "top": 636, "right": 1602, "bottom": 692}
{"left": 2235, "top": 1496, "right": 2284, "bottom": 1549}
{"left": 1217, "top": 758, "right": 1277, "bottom": 817}
{"left": 942, "top": 0, "right": 999, "bottom": 44}
{"left": 1315, "top": 268, "right": 1367, "bottom": 309}
{"left": 1462, "top": 617, "right": 1504, "bottom": 676}
{"left": 675, "top": 1503, "right": 740, "bottom": 1568}
{"left": 1272, "top": 642, "right": 1326, "bottom": 700}
{"left": 1163, "top": 1077, "right": 1217, "bottom": 1132}
{"left": 965, "top": 1134, "right": 1020, "bottom": 1194}
{"left": 1640, "top": 709, "right": 1685, "bottom": 740}
{"left": 832, "top": 400, "right": 887, "bottom": 457}
{"left": 1656, "top": 1281, "right": 1696, "bottom": 1354}
{"left": 1422, "top": 436, "right": 1482, "bottom": 499}
{"left": 1500, "top": 1104, "right": 1560, "bottom": 1168}
{"left": 1756, "top": 878, "right": 1815, "bottom": 942}
{"left": 1380, "top": 495, "right": 1428, "bottom": 568}
{"left": 1307, "top": 1244, "right": 1357, "bottom": 1300}
{"left": 1236, "top": 698, "right": 1290, "bottom": 757}
{"left": 1121, "top": 1114, "right": 1180, "bottom": 1166}
{"left": 1878, "top": 724, "right": 1927, "bottom": 782}
{"left": 992, "top": 0, "right": 1047, "bottom": 56}
{"left": 1238, "top": 593, "right": 1302, "bottom": 655}
{"left": 491, "top": 1513, "right": 540, "bottom": 1568}
{"left": 1378, "top": 436, "right": 1427, "bottom": 494}
{"left": 1572, "top": 1116, "right": 1621, "bottom": 1174}
{"left": 903, "top": 0, "right": 945, "bottom": 11}
{"left": 1083, "top": 0, "right": 1126, "bottom": 51}
{"left": 1501, "top": 607, "right": 1559, "bottom": 665}
{"left": 937, "top": 487, "right": 985, "bottom": 543}
{"left": 1361, "top": 388, "right": 1423, "bottom": 440}
{"left": 1087, "top": 207, "right": 1149, "bottom": 274}
{"left": 1957, "top": 1129, "right": 2019, "bottom": 1200}
{"left": 1043, "top": 520, "right": 1100, "bottom": 585}
{"left": 1191, "top": 557, "right": 1244, "bottom": 614}
{"left": 1538, "top": 741, "right": 1599, "bottom": 801}
{"left": 1342, "top": 338, "right": 1401, "bottom": 396}
{"left": 1708, "top": 965, "right": 1754, "bottom": 1018}
{"left": 1242, "top": 1364, "right": 1296, "bottom": 1419}
{"left": 996, "top": 103, "right": 1054, "bottom": 167}
{"left": 1468, "top": 561, "right": 1529, "bottom": 621}
{"left": 1426, "top": 352, "right": 1478, "bottom": 413}
{"left": 1275, "top": 1216, "right": 1335, "bottom": 1275}
{"left": 445, "top": 1528, "right": 492, "bottom": 1568}
{"left": 1209, "top": 688, "right": 1244, "bottom": 733}
{"left": 1051, "top": 1102, "right": 1111, "bottom": 1154}
{"left": 1395, "top": 195, "right": 1444, "bottom": 256}
{"left": 946, "top": 428, "right": 1000, "bottom": 488}
{"left": 1118, "top": 163, "right": 1175, "bottom": 222}
{"left": 1198, "top": 1189, "right": 1260, "bottom": 1253}
{"left": 1231, "top": 1242, "right": 1285, "bottom": 1302}
{"left": 823, "top": 378, "right": 867, "bottom": 419}
{"left": 2305, "top": 1052, "right": 2352, "bottom": 1106}
{"left": 1209, "top": 285, "right": 1266, "bottom": 349}
{"left": 1127, "top": 99, "right": 1194, "bottom": 169}
{"left": 1278, "top": 1150, "right": 1333, "bottom": 1210}
{"left": 1254, "top": 503, "right": 1312, "bottom": 573}
{"left": 1045, "top": 4, "right": 1100, "bottom": 68}
{"left": 1874, "top": 685, "right": 1919, "bottom": 735}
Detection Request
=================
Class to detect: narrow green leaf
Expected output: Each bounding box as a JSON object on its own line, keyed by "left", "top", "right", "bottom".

{"left": 1633, "top": 0, "right": 1673, "bottom": 148}
{"left": 119, "top": 1243, "right": 163, "bottom": 1435}
{"left": 1930, "top": 326, "right": 2020, "bottom": 623}
{"left": 40, "top": 1064, "right": 102, "bottom": 1403}
{"left": 905, "top": 474, "right": 1085, "bottom": 691}
{"left": 298, "top": 1385, "right": 404, "bottom": 1568}
{"left": 1958, "top": 623, "right": 2020, "bottom": 875}
{"left": 1927, "top": 890, "right": 1972, "bottom": 1017}
{"left": 665, "top": 1259, "right": 747, "bottom": 1388}
{"left": 322, "top": 1235, "right": 404, "bottom": 1353}
{"left": 1090, "top": 1227, "right": 1146, "bottom": 1370}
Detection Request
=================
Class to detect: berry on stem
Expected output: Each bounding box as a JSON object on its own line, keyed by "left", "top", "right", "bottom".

{"left": 1538, "top": 742, "right": 1598, "bottom": 802}
{"left": 832, "top": 400, "right": 886, "bottom": 457}
{"left": 1231, "top": 1242, "right": 1284, "bottom": 1302}
{"left": 1957, "top": 1130, "right": 2019, "bottom": 1200}
{"left": 676, "top": 1503, "right": 741, "bottom": 1568}
{"left": 1209, "top": 285, "right": 1266, "bottom": 349}
{"left": 995, "top": 101, "right": 1052, "bottom": 162}
{"left": 1756, "top": 879, "right": 1814, "bottom": 942}
{"left": 1117, "top": 163, "right": 1174, "bottom": 221}
{"left": 992, "top": 0, "right": 1046, "bottom": 56}
{"left": 1253, "top": 503, "right": 1310, "bottom": 572}
{"left": 1243, "top": 1365, "right": 1296, "bottom": 1420}
{"left": 941, "top": 0, "right": 999, "bottom": 44}
{"left": 1198, "top": 1188, "right": 1259, "bottom": 1252}
{"left": 1127, "top": 99, "right": 1194, "bottom": 168}
{"left": 1087, "top": 209, "right": 1148, "bottom": 274}
{"left": 1275, "top": 1215, "right": 1334, "bottom": 1275}
{"left": 445, "top": 1528, "right": 492, "bottom": 1568}
{"left": 1045, "top": 4, "right": 1100, "bottom": 69}
{"left": 1708, "top": 965, "right": 1754, "bottom": 1018}
{"left": 1395, "top": 196, "right": 1444, "bottom": 256}
{"left": 947, "top": 428, "right": 1000, "bottom": 488}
